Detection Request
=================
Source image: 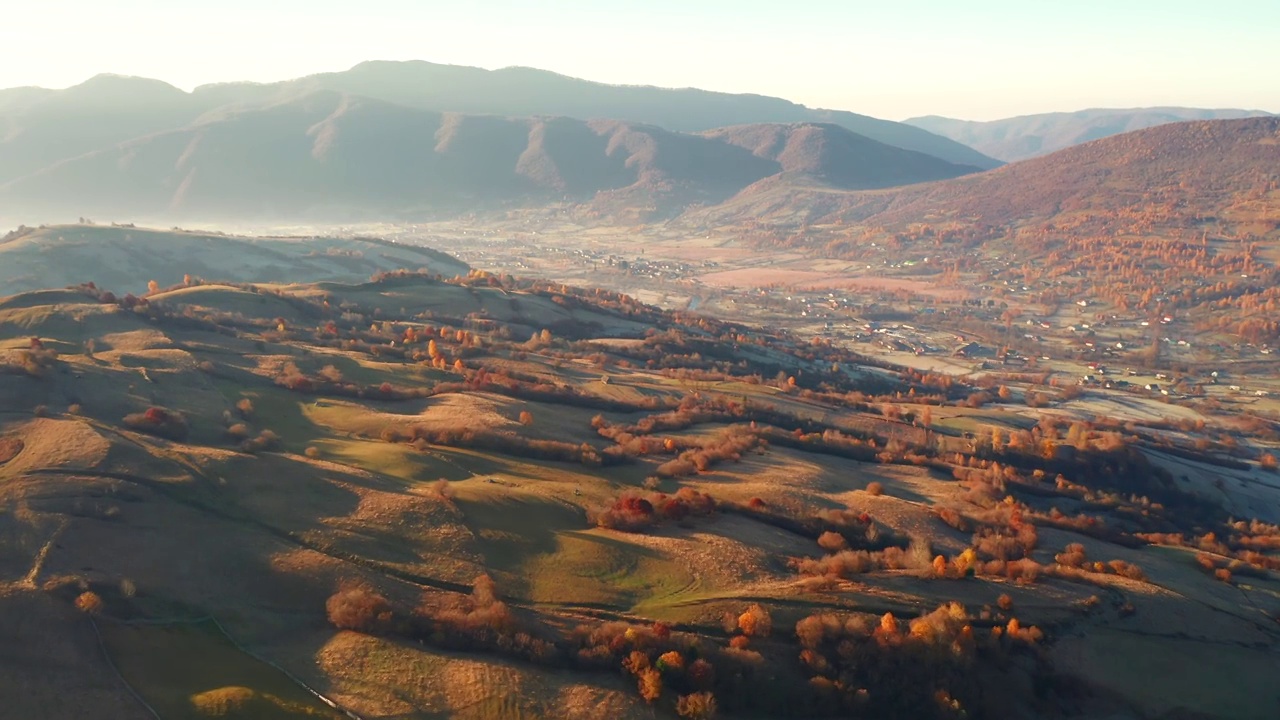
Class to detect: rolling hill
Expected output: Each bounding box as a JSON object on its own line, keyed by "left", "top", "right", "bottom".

{"left": 193, "top": 60, "right": 1001, "bottom": 169}
{"left": 2, "top": 267, "right": 1278, "bottom": 719}
{"left": 906, "top": 107, "right": 1275, "bottom": 162}
{"left": 824, "top": 116, "right": 1280, "bottom": 232}
{"left": 0, "top": 91, "right": 981, "bottom": 223}
{"left": 688, "top": 117, "right": 1280, "bottom": 358}
{"left": 694, "top": 117, "right": 1280, "bottom": 236}
{"left": 0, "top": 224, "right": 468, "bottom": 295}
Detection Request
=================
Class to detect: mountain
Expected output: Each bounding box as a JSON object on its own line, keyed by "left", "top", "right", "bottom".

{"left": 826, "top": 116, "right": 1280, "bottom": 232}
{"left": 705, "top": 123, "right": 983, "bottom": 189}
{"left": 0, "top": 224, "right": 468, "bottom": 295}
{"left": 190, "top": 60, "right": 1001, "bottom": 169}
{"left": 0, "top": 92, "right": 980, "bottom": 223}
{"left": 906, "top": 107, "right": 1275, "bottom": 162}
{"left": 691, "top": 117, "right": 1280, "bottom": 232}
{"left": 0, "top": 75, "right": 205, "bottom": 186}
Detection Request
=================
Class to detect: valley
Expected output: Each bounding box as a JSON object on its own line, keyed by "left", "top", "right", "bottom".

{"left": 1, "top": 35, "right": 1279, "bottom": 720}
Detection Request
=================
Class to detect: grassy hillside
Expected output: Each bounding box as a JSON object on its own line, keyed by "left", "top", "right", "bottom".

{"left": 907, "top": 107, "right": 1275, "bottom": 162}
{"left": 0, "top": 224, "right": 468, "bottom": 296}
{"left": 2, "top": 268, "right": 1278, "bottom": 718}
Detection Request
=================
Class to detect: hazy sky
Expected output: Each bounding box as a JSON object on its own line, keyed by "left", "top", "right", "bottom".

{"left": 3, "top": 0, "right": 1277, "bottom": 121}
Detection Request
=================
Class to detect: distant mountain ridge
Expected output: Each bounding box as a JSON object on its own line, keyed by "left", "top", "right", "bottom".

{"left": 906, "top": 107, "right": 1276, "bottom": 162}
{"left": 0, "top": 88, "right": 981, "bottom": 223}
{"left": 192, "top": 60, "right": 1001, "bottom": 170}
{"left": 693, "top": 117, "right": 1280, "bottom": 240}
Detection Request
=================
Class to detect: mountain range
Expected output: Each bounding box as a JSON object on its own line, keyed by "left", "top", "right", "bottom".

{"left": 906, "top": 107, "right": 1275, "bottom": 162}
{"left": 1, "top": 61, "right": 1277, "bottom": 229}
{"left": 690, "top": 117, "right": 1280, "bottom": 237}
{"left": 0, "top": 66, "right": 987, "bottom": 223}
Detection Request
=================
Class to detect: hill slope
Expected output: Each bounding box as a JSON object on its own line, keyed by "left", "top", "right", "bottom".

{"left": 0, "top": 75, "right": 206, "bottom": 186}
{"left": 0, "top": 224, "right": 468, "bottom": 295}
{"left": 906, "top": 107, "right": 1275, "bottom": 162}
{"left": 827, "top": 116, "right": 1280, "bottom": 231}
{"left": 191, "top": 60, "right": 1001, "bottom": 169}
{"left": 705, "top": 122, "right": 983, "bottom": 190}
{"left": 692, "top": 117, "right": 1280, "bottom": 236}
{"left": 0, "top": 93, "right": 979, "bottom": 223}
{"left": 2, "top": 268, "right": 1278, "bottom": 719}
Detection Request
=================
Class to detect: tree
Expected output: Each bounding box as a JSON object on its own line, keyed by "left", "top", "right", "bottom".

{"left": 817, "top": 531, "right": 847, "bottom": 552}
{"left": 637, "top": 668, "right": 662, "bottom": 703}
{"left": 737, "top": 604, "right": 772, "bottom": 637}
{"left": 75, "top": 591, "right": 104, "bottom": 615}
{"left": 519, "top": 410, "right": 534, "bottom": 426}
{"left": 146, "top": 280, "right": 160, "bottom": 295}
{"left": 326, "top": 584, "right": 392, "bottom": 632}
{"left": 677, "top": 692, "right": 718, "bottom": 719}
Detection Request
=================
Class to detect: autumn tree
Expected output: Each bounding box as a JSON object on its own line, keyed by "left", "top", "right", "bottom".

{"left": 326, "top": 584, "right": 393, "bottom": 633}
{"left": 519, "top": 410, "right": 534, "bottom": 426}
{"left": 817, "top": 531, "right": 848, "bottom": 552}
{"left": 677, "top": 692, "right": 718, "bottom": 719}
{"left": 737, "top": 604, "right": 772, "bottom": 637}
{"left": 75, "top": 591, "right": 104, "bottom": 615}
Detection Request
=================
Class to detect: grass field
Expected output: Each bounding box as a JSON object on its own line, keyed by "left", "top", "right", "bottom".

{"left": 98, "top": 620, "right": 344, "bottom": 719}
{"left": 3, "top": 269, "right": 1279, "bottom": 720}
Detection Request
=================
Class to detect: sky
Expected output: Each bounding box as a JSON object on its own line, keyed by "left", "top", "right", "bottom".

{"left": 2, "top": 0, "right": 1277, "bottom": 121}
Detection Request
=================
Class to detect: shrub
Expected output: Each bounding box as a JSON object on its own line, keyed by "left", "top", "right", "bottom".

{"left": 326, "top": 584, "right": 393, "bottom": 633}
{"left": 239, "top": 430, "right": 280, "bottom": 454}
{"left": 122, "top": 407, "right": 189, "bottom": 441}
{"left": 935, "top": 507, "right": 972, "bottom": 532}
{"left": 737, "top": 604, "right": 772, "bottom": 637}
{"left": 74, "top": 591, "right": 104, "bottom": 615}
{"left": 593, "top": 488, "right": 715, "bottom": 532}
{"left": 816, "top": 531, "right": 848, "bottom": 552}
{"left": 865, "top": 481, "right": 884, "bottom": 496}
{"left": 1055, "top": 543, "right": 1087, "bottom": 568}
{"left": 677, "top": 691, "right": 718, "bottom": 720}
